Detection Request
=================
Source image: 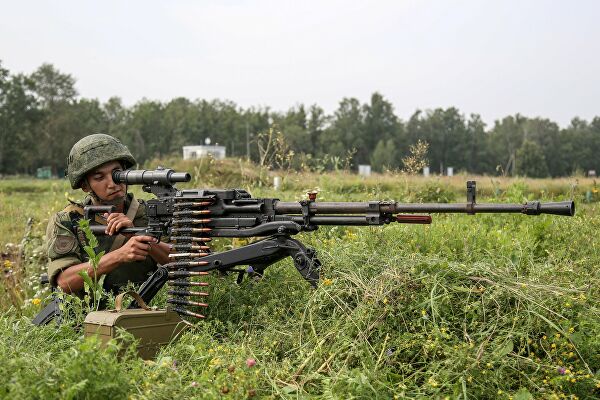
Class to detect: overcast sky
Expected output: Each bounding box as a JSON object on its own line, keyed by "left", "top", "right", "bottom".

{"left": 1, "top": 0, "right": 598, "bottom": 126}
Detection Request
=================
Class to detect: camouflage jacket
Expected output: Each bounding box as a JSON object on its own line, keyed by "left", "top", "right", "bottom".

{"left": 45, "top": 193, "right": 158, "bottom": 295}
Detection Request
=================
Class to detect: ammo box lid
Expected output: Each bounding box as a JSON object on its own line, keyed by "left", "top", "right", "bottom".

{"left": 84, "top": 308, "right": 182, "bottom": 327}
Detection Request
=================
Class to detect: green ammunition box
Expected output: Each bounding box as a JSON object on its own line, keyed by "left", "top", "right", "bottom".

{"left": 84, "top": 291, "right": 187, "bottom": 359}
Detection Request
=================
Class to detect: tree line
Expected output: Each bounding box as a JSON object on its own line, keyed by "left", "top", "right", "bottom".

{"left": 1, "top": 62, "right": 599, "bottom": 177}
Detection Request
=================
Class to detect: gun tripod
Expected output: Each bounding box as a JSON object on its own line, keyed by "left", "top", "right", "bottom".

{"left": 134, "top": 234, "right": 322, "bottom": 319}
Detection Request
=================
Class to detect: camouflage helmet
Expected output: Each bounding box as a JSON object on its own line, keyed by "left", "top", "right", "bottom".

{"left": 67, "top": 134, "right": 136, "bottom": 189}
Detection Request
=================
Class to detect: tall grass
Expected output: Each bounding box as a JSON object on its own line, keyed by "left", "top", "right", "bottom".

{"left": 0, "top": 163, "right": 599, "bottom": 398}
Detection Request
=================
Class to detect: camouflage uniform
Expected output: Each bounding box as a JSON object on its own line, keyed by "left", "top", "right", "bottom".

{"left": 46, "top": 194, "right": 158, "bottom": 295}
{"left": 46, "top": 133, "right": 158, "bottom": 296}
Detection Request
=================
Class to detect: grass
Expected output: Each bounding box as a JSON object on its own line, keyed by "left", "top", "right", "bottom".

{"left": 0, "top": 159, "right": 599, "bottom": 399}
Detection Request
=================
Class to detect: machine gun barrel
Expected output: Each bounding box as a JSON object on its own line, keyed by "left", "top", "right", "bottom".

{"left": 392, "top": 201, "right": 574, "bottom": 216}
{"left": 274, "top": 200, "right": 574, "bottom": 217}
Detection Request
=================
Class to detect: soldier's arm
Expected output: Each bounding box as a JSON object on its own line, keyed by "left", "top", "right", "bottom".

{"left": 55, "top": 235, "right": 157, "bottom": 293}
{"left": 105, "top": 211, "right": 171, "bottom": 264}
{"left": 105, "top": 212, "right": 171, "bottom": 265}
{"left": 55, "top": 251, "right": 123, "bottom": 293}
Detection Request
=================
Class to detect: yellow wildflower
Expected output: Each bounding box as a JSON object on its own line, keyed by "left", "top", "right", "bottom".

{"left": 383, "top": 298, "right": 388, "bottom": 304}
{"left": 323, "top": 278, "right": 333, "bottom": 286}
{"left": 3, "top": 260, "right": 12, "bottom": 268}
{"left": 32, "top": 298, "right": 41, "bottom": 306}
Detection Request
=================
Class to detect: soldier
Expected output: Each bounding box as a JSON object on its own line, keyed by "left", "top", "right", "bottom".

{"left": 46, "top": 134, "right": 171, "bottom": 297}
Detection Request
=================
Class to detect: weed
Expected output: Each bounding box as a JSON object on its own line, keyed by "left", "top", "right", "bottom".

{"left": 0, "top": 167, "right": 599, "bottom": 398}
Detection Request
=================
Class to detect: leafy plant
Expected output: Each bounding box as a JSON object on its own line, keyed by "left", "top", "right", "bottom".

{"left": 77, "top": 219, "right": 106, "bottom": 312}
{"left": 1, "top": 174, "right": 599, "bottom": 398}
{"left": 413, "top": 181, "right": 456, "bottom": 203}
{"left": 401, "top": 139, "right": 429, "bottom": 175}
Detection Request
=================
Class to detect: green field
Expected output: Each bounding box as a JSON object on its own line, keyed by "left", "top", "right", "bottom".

{"left": 1, "top": 161, "right": 599, "bottom": 399}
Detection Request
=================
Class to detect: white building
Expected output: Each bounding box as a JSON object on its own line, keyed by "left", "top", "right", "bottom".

{"left": 182, "top": 145, "right": 226, "bottom": 160}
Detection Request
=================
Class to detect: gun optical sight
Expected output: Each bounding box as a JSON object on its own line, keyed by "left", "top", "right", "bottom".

{"left": 113, "top": 168, "right": 191, "bottom": 185}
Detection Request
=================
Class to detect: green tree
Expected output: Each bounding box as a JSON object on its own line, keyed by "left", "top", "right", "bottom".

{"left": 562, "top": 117, "right": 600, "bottom": 175}
{"left": 516, "top": 140, "right": 549, "bottom": 177}
{"left": 321, "top": 98, "right": 364, "bottom": 165}
{"left": 102, "top": 97, "right": 130, "bottom": 139}
{"left": 163, "top": 97, "right": 199, "bottom": 154}
{"left": 363, "top": 93, "right": 401, "bottom": 168}
{"left": 276, "top": 105, "right": 311, "bottom": 155}
{"left": 307, "top": 105, "right": 327, "bottom": 157}
{"left": 242, "top": 107, "right": 270, "bottom": 162}
{"left": 406, "top": 108, "right": 468, "bottom": 174}
{"left": 28, "top": 63, "right": 82, "bottom": 174}
{"left": 125, "top": 100, "right": 165, "bottom": 164}
{"left": 370, "top": 139, "right": 395, "bottom": 172}
{"left": 29, "top": 63, "right": 77, "bottom": 108}
{"left": 0, "top": 63, "right": 42, "bottom": 174}
{"left": 522, "top": 118, "right": 568, "bottom": 177}
{"left": 466, "top": 114, "right": 491, "bottom": 174}
{"left": 488, "top": 115, "right": 528, "bottom": 175}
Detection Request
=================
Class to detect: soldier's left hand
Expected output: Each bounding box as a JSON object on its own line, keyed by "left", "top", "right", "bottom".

{"left": 104, "top": 212, "right": 134, "bottom": 235}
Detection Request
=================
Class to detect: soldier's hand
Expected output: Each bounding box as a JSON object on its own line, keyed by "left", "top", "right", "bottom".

{"left": 115, "top": 235, "right": 157, "bottom": 262}
{"left": 104, "top": 212, "right": 134, "bottom": 235}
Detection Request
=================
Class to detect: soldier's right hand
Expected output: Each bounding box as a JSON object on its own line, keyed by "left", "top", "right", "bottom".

{"left": 115, "top": 235, "right": 157, "bottom": 262}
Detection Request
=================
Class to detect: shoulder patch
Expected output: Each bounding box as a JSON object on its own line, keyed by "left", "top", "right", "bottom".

{"left": 54, "top": 235, "right": 77, "bottom": 255}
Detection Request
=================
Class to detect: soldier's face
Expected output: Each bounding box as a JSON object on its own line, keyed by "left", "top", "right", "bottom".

{"left": 82, "top": 161, "right": 126, "bottom": 202}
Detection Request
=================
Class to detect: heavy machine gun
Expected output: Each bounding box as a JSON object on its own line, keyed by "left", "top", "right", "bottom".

{"left": 33, "top": 167, "right": 574, "bottom": 324}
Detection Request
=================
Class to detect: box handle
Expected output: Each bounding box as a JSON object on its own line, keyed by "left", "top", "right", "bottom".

{"left": 114, "top": 291, "right": 151, "bottom": 312}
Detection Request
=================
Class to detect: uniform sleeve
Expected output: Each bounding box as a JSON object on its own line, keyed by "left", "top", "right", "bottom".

{"left": 46, "top": 212, "right": 82, "bottom": 287}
